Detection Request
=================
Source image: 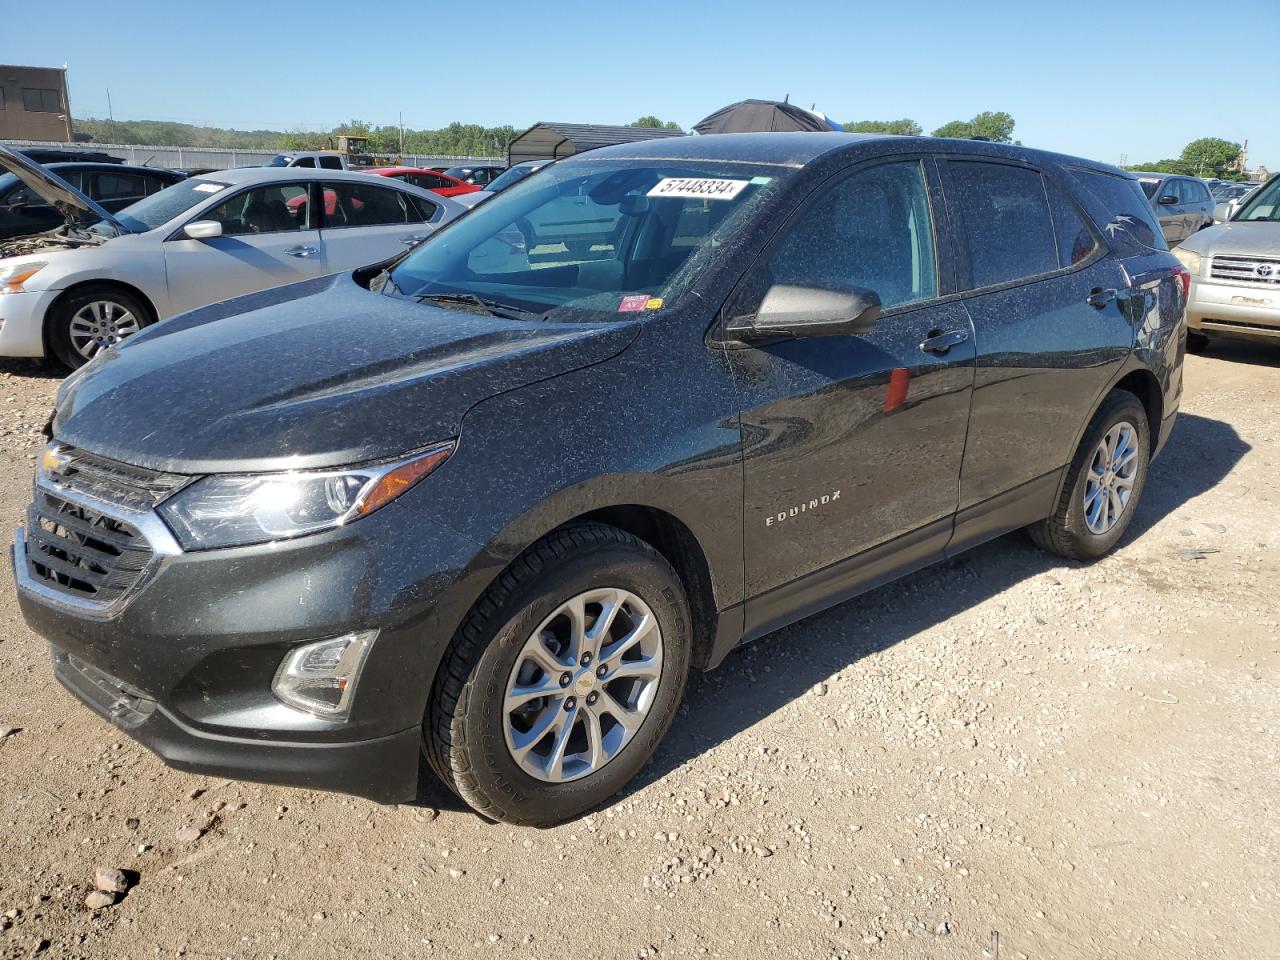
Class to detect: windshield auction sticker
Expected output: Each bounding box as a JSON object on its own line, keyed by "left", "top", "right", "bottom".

{"left": 646, "top": 178, "right": 750, "bottom": 201}
{"left": 192, "top": 182, "right": 230, "bottom": 193}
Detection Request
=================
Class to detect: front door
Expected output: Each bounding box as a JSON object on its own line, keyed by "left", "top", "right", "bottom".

{"left": 163, "top": 181, "right": 325, "bottom": 317}
{"left": 726, "top": 158, "right": 975, "bottom": 626}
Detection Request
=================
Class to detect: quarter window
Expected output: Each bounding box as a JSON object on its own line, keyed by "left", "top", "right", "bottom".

{"left": 205, "top": 184, "right": 310, "bottom": 236}
{"left": 950, "top": 162, "right": 1058, "bottom": 287}
{"left": 1069, "top": 169, "right": 1166, "bottom": 250}
{"left": 759, "top": 160, "right": 939, "bottom": 310}
{"left": 322, "top": 182, "right": 424, "bottom": 228}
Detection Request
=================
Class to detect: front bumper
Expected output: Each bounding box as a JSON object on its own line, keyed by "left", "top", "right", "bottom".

{"left": 15, "top": 498, "right": 484, "bottom": 803}
{"left": 0, "top": 289, "right": 60, "bottom": 357}
{"left": 1186, "top": 278, "right": 1280, "bottom": 340}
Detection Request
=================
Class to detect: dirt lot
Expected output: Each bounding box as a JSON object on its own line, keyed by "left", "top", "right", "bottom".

{"left": 0, "top": 344, "right": 1276, "bottom": 960}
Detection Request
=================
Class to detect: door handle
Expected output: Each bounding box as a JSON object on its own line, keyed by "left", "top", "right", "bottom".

{"left": 399, "top": 235, "right": 428, "bottom": 246}
{"left": 284, "top": 245, "right": 319, "bottom": 258}
{"left": 1087, "top": 287, "right": 1118, "bottom": 309}
{"left": 918, "top": 329, "right": 969, "bottom": 356}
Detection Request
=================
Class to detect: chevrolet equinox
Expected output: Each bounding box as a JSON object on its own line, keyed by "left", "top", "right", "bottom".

{"left": 14, "top": 134, "right": 1187, "bottom": 825}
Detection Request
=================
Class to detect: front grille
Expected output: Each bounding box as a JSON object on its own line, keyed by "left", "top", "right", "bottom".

{"left": 1210, "top": 254, "right": 1280, "bottom": 287}
{"left": 25, "top": 488, "right": 154, "bottom": 605}
{"left": 48, "top": 446, "right": 191, "bottom": 510}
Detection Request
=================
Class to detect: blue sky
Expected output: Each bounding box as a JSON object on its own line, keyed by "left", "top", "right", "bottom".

{"left": 7, "top": 0, "right": 1276, "bottom": 170}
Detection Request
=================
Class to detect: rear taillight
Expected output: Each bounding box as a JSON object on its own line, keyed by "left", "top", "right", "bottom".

{"left": 1172, "top": 264, "right": 1191, "bottom": 304}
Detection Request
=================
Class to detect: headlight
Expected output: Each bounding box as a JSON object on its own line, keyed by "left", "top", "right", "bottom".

{"left": 157, "top": 442, "right": 454, "bottom": 550}
{"left": 1171, "top": 247, "right": 1202, "bottom": 276}
{"left": 0, "top": 261, "right": 47, "bottom": 294}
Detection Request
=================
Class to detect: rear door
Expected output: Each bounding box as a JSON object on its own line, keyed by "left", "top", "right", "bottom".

{"left": 318, "top": 180, "right": 438, "bottom": 269}
{"left": 940, "top": 158, "right": 1132, "bottom": 548}
{"left": 162, "top": 181, "right": 325, "bottom": 316}
{"left": 727, "top": 157, "right": 975, "bottom": 619}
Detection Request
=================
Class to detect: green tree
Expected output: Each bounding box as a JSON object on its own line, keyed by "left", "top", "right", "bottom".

{"left": 931, "top": 111, "right": 1016, "bottom": 143}
{"left": 1179, "top": 137, "right": 1241, "bottom": 178}
{"left": 630, "top": 116, "right": 682, "bottom": 130}
{"left": 843, "top": 119, "right": 922, "bottom": 136}
{"left": 931, "top": 119, "right": 974, "bottom": 139}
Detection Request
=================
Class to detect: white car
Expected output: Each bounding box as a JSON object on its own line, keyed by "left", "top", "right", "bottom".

{"left": 0, "top": 146, "right": 464, "bottom": 368}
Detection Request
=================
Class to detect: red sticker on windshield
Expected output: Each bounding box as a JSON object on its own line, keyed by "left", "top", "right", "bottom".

{"left": 618, "top": 294, "right": 651, "bottom": 313}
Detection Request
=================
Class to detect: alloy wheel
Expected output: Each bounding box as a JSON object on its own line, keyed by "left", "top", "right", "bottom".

{"left": 1083, "top": 421, "right": 1139, "bottom": 535}
{"left": 503, "top": 588, "right": 663, "bottom": 783}
{"left": 68, "top": 300, "right": 141, "bottom": 360}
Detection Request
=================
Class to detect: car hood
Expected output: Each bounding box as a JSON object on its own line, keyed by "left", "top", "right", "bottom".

{"left": 53, "top": 273, "right": 641, "bottom": 474}
{"left": 0, "top": 144, "right": 126, "bottom": 234}
{"left": 1180, "top": 220, "right": 1280, "bottom": 258}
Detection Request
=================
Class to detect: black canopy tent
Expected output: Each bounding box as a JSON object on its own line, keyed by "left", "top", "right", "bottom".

{"left": 506, "top": 122, "right": 685, "bottom": 165}
{"left": 693, "top": 99, "right": 842, "bottom": 135}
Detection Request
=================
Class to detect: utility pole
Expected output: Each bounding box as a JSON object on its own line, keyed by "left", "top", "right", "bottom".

{"left": 399, "top": 111, "right": 405, "bottom": 155}
{"left": 106, "top": 87, "right": 115, "bottom": 143}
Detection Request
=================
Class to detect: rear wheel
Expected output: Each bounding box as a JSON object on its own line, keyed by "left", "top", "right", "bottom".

{"left": 1030, "top": 391, "right": 1150, "bottom": 561}
{"left": 423, "top": 523, "right": 691, "bottom": 825}
{"left": 48, "top": 285, "right": 151, "bottom": 369}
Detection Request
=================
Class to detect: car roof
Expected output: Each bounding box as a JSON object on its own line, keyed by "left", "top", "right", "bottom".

{"left": 577, "top": 132, "right": 1132, "bottom": 177}
{"left": 44, "top": 162, "right": 183, "bottom": 175}
{"left": 1130, "top": 171, "right": 1178, "bottom": 181}
{"left": 195, "top": 167, "right": 403, "bottom": 185}
{"left": 363, "top": 166, "right": 457, "bottom": 178}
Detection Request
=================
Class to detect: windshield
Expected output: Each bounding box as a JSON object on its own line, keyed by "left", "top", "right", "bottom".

{"left": 387, "top": 158, "right": 786, "bottom": 318}
{"left": 485, "top": 163, "right": 546, "bottom": 193}
{"left": 1234, "top": 177, "right": 1280, "bottom": 222}
{"left": 442, "top": 166, "right": 478, "bottom": 180}
{"left": 108, "top": 177, "right": 232, "bottom": 233}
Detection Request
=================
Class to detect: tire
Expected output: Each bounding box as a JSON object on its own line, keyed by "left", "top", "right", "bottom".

{"left": 47, "top": 284, "right": 152, "bottom": 370}
{"left": 423, "top": 522, "right": 692, "bottom": 826}
{"left": 1186, "top": 331, "right": 1210, "bottom": 354}
{"left": 1029, "top": 391, "right": 1151, "bottom": 561}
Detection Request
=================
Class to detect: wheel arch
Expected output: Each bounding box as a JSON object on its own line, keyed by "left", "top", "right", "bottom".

{"left": 1111, "top": 367, "right": 1163, "bottom": 454}
{"left": 43, "top": 279, "right": 160, "bottom": 358}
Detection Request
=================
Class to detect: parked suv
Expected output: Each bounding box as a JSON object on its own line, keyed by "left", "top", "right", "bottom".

{"left": 1173, "top": 172, "right": 1280, "bottom": 350}
{"left": 1132, "top": 172, "right": 1215, "bottom": 244}
{"left": 14, "top": 134, "right": 1186, "bottom": 826}
{"left": 0, "top": 162, "right": 185, "bottom": 240}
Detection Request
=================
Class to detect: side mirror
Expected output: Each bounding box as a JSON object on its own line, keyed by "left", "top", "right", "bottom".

{"left": 1157, "top": 194, "right": 1179, "bottom": 206}
{"left": 184, "top": 220, "right": 223, "bottom": 240}
{"left": 727, "top": 284, "right": 881, "bottom": 340}
{"left": 1213, "top": 201, "right": 1233, "bottom": 222}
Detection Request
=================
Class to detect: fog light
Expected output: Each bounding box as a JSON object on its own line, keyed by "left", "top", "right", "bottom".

{"left": 271, "top": 630, "right": 378, "bottom": 720}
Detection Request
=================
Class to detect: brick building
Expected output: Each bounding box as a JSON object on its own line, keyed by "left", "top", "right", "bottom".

{"left": 0, "top": 64, "right": 73, "bottom": 142}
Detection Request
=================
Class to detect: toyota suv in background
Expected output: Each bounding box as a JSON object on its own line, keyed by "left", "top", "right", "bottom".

{"left": 1173, "top": 173, "right": 1280, "bottom": 351}
{"left": 13, "top": 134, "right": 1185, "bottom": 826}
{"left": 0, "top": 147, "right": 462, "bottom": 367}
{"left": 1133, "top": 172, "right": 1215, "bottom": 244}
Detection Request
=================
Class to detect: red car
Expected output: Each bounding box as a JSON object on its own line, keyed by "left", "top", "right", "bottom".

{"left": 363, "top": 167, "right": 481, "bottom": 198}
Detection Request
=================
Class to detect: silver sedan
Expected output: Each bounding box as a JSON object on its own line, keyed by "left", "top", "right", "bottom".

{"left": 0, "top": 148, "right": 464, "bottom": 368}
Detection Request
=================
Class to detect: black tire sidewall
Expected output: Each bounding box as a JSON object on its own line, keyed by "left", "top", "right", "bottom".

{"left": 48, "top": 286, "right": 150, "bottom": 370}
{"left": 455, "top": 543, "right": 690, "bottom": 823}
{"left": 1062, "top": 395, "right": 1151, "bottom": 558}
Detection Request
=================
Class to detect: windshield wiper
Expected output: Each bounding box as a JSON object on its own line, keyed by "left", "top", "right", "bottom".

{"left": 415, "top": 292, "right": 538, "bottom": 322}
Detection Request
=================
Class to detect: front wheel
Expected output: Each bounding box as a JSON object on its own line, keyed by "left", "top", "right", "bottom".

{"left": 1029, "top": 391, "right": 1151, "bottom": 561}
{"left": 423, "top": 523, "right": 691, "bottom": 825}
{"left": 47, "top": 285, "right": 151, "bottom": 369}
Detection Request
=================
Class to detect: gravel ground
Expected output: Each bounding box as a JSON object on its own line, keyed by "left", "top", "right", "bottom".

{"left": 0, "top": 344, "right": 1277, "bottom": 960}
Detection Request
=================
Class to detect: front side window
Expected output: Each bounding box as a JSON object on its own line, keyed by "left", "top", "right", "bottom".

{"left": 759, "top": 160, "right": 938, "bottom": 310}
{"left": 22, "top": 88, "right": 61, "bottom": 112}
{"left": 293, "top": 157, "right": 316, "bottom": 168}
{"left": 206, "top": 184, "right": 310, "bottom": 236}
{"left": 388, "top": 158, "right": 787, "bottom": 318}
{"left": 322, "top": 182, "right": 423, "bottom": 228}
{"left": 318, "top": 156, "right": 343, "bottom": 170}
{"left": 950, "top": 162, "right": 1058, "bottom": 288}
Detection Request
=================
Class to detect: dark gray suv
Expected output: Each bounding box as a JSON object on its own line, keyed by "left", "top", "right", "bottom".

{"left": 15, "top": 134, "right": 1188, "bottom": 826}
{"left": 1133, "top": 172, "right": 1215, "bottom": 245}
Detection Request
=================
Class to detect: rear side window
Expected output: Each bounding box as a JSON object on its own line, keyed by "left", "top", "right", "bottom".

{"left": 949, "top": 162, "right": 1058, "bottom": 288}
{"left": 1070, "top": 168, "right": 1167, "bottom": 250}
{"left": 323, "top": 182, "right": 424, "bottom": 228}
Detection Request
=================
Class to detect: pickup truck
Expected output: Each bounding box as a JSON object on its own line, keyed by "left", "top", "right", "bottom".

{"left": 264, "top": 151, "right": 349, "bottom": 171}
